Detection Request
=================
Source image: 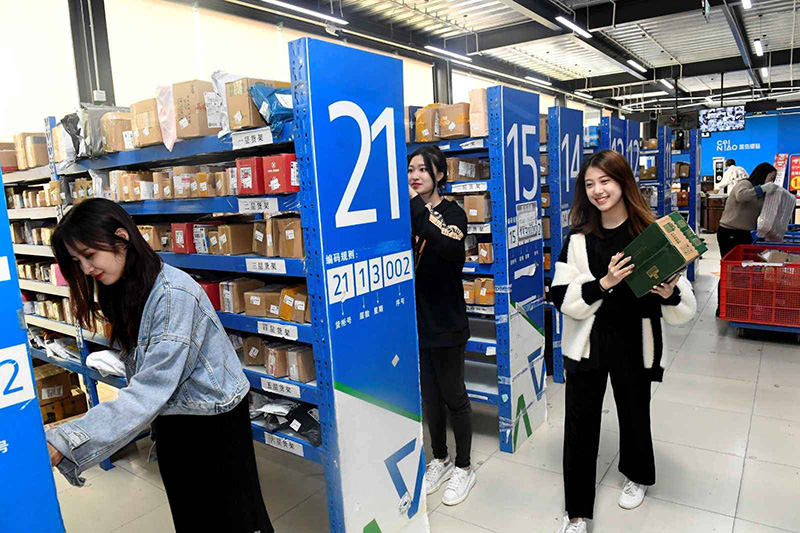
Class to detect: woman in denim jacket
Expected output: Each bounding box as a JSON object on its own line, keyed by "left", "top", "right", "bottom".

{"left": 45, "top": 198, "right": 273, "bottom": 533}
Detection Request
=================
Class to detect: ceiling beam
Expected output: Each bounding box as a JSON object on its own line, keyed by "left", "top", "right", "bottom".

{"left": 574, "top": 0, "right": 728, "bottom": 31}
{"left": 441, "top": 22, "right": 563, "bottom": 56}
{"left": 493, "top": 0, "right": 562, "bottom": 31}
{"left": 721, "top": 3, "right": 762, "bottom": 88}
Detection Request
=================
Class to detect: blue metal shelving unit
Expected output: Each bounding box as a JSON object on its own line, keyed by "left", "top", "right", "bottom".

{"left": 157, "top": 252, "right": 306, "bottom": 276}
{"left": 673, "top": 130, "right": 701, "bottom": 282}
{"left": 656, "top": 126, "right": 674, "bottom": 217}
{"left": 121, "top": 194, "right": 299, "bottom": 215}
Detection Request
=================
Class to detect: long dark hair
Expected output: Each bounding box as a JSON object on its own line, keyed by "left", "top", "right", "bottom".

{"left": 408, "top": 145, "right": 448, "bottom": 186}
{"left": 51, "top": 198, "right": 162, "bottom": 352}
{"left": 747, "top": 162, "right": 777, "bottom": 187}
{"left": 571, "top": 149, "right": 655, "bottom": 238}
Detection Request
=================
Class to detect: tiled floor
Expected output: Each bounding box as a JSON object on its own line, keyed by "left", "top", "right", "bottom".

{"left": 54, "top": 236, "right": 800, "bottom": 533}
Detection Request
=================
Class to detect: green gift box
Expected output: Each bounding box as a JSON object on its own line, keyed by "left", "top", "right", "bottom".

{"left": 622, "top": 212, "right": 708, "bottom": 298}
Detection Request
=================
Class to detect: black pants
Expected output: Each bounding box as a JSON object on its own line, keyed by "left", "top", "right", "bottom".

{"left": 716, "top": 226, "right": 753, "bottom": 311}
{"left": 153, "top": 399, "right": 274, "bottom": 533}
{"left": 420, "top": 344, "right": 472, "bottom": 468}
{"left": 564, "top": 363, "right": 655, "bottom": 520}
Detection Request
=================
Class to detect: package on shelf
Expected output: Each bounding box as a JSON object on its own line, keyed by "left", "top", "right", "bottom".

{"left": 52, "top": 124, "right": 76, "bottom": 164}
{"left": 46, "top": 181, "right": 63, "bottom": 206}
{"left": 640, "top": 166, "right": 657, "bottom": 180}
{"left": 13, "top": 132, "right": 46, "bottom": 170}
{"left": 291, "top": 286, "right": 310, "bottom": 324}
{"left": 40, "top": 227, "right": 55, "bottom": 246}
{"left": 266, "top": 342, "right": 292, "bottom": 378}
{"left": 132, "top": 172, "right": 155, "bottom": 201}
{"left": 30, "top": 227, "right": 42, "bottom": 246}
{"left": 34, "top": 261, "right": 52, "bottom": 282}
{"left": 464, "top": 235, "right": 478, "bottom": 259}
{"left": 173, "top": 166, "right": 200, "bottom": 198}
{"left": 275, "top": 215, "right": 304, "bottom": 258}
{"left": 34, "top": 364, "right": 73, "bottom": 406}
{"left": 278, "top": 285, "right": 306, "bottom": 322}
{"left": 100, "top": 112, "right": 134, "bottom": 153}
{"left": 249, "top": 85, "right": 293, "bottom": 133}
{"left": 542, "top": 216, "right": 551, "bottom": 239}
{"left": 264, "top": 154, "right": 299, "bottom": 194}
{"left": 213, "top": 171, "right": 229, "bottom": 196}
{"left": 62, "top": 297, "right": 74, "bottom": 324}
{"left": 677, "top": 190, "right": 689, "bottom": 207}
{"left": 438, "top": 103, "right": 470, "bottom": 139}
{"left": 130, "top": 98, "right": 163, "bottom": 148}
{"left": 219, "top": 278, "right": 266, "bottom": 314}
{"left": 464, "top": 194, "right": 491, "bottom": 223}
{"left": 173, "top": 80, "right": 223, "bottom": 139}
{"left": 253, "top": 219, "right": 278, "bottom": 257}
{"left": 50, "top": 263, "right": 66, "bottom": 286}
{"left": 0, "top": 142, "right": 18, "bottom": 172}
{"left": 160, "top": 228, "right": 173, "bottom": 252}
{"left": 415, "top": 103, "right": 443, "bottom": 142}
{"left": 468, "top": 88, "right": 489, "bottom": 138}
{"left": 219, "top": 223, "right": 255, "bottom": 255}
{"left": 38, "top": 190, "right": 50, "bottom": 207}
{"left": 236, "top": 157, "right": 264, "bottom": 195}
{"left": 404, "top": 106, "right": 422, "bottom": 143}
{"left": 10, "top": 222, "right": 24, "bottom": 244}
{"left": 474, "top": 278, "right": 495, "bottom": 306}
{"left": 446, "top": 157, "right": 481, "bottom": 181}
{"left": 61, "top": 388, "right": 89, "bottom": 419}
{"left": 541, "top": 190, "right": 551, "bottom": 208}
{"left": 41, "top": 401, "right": 64, "bottom": 425}
{"left": 540, "top": 153, "right": 550, "bottom": 176}
{"left": 46, "top": 299, "right": 64, "bottom": 322}
{"left": 74, "top": 104, "right": 131, "bottom": 158}
{"left": 138, "top": 224, "right": 170, "bottom": 251}
{"left": 643, "top": 138, "right": 658, "bottom": 149}
{"left": 171, "top": 222, "right": 195, "bottom": 254}
{"left": 539, "top": 114, "right": 548, "bottom": 144}
{"left": 287, "top": 346, "right": 315, "bottom": 383}
{"left": 244, "top": 284, "right": 286, "bottom": 318}
{"left": 208, "top": 230, "right": 221, "bottom": 254}
{"left": 193, "top": 172, "right": 216, "bottom": 197}
{"left": 193, "top": 222, "right": 224, "bottom": 254}
{"left": 478, "top": 243, "right": 494, "bottom": 264}
{"left": 544, "top": 252, "right": 552, "bottom": 271}
{"left": 227, "top": 167, "right": 238, "bottom": 196}
{"left": 244, "top": 335, "right": 267, "bottom": 365}
{"left": 226, "top": 78, "right": 290, "bottom": 131}
{"left": 8, "top": 187, "right": 24, "bottom": 209}
{"left": 195, "top": 279, "right": 221, "bottom": 310}
{"left": 463, "top": 280, "right": 475, "bottom": 304}
{"left": 21, "top": 291, "right": 35, "bottom": 314}
{"left": 153, "top": 171, "right": 174, "bottom": 200}
{"left": 34, "top": 300, "right": 47, "bottom": 316}
{"left": 674, "top": 162, "right": 690, "bottom": 178}
{"left": 109, "top": 171, "right": 123, "bottom": 202}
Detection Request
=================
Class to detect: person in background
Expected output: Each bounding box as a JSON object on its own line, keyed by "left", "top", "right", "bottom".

{"left": 715, "top": 159, "right": 749, "bottom": 194}
{"left": 716, "top": 162, "right": 780, "bottom": 315}
{"left": 46, "top": 199, "right": 273, "bottom": 533}
{"left": 408, "top": 145, "right": 475, "bottom": 506}
{"left": 552, "top": 150, "right": 697, "bottom": 533}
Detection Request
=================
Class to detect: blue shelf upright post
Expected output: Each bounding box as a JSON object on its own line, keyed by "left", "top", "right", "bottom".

{"left": 657, "top": 126, "right": 674, "bottom": 217}
{"left": 543, "top": 107, "right": 583, "bottom": 385}
{"left": 687, "top": 130, "right": 701, "bottom": 281}
{"left": 290, "top": 38, "right": 429, "bottom": 532}
{"left": 487, "top": 87, "right": 547, "bottom": 453}
{"left": 599, "top": 116, "right": 628, "bottom": 156}
{"left": 0, "top": 167, "right": 65, "bottom": 533}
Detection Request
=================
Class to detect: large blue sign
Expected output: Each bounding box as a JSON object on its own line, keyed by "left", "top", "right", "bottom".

{"left": 601, "top": 116, "right": 627, "bottom": 156}
{"left": 627, "top": 120, "right": 641, "bottom": 178}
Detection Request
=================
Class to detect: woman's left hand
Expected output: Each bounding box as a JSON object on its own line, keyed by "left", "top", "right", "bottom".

{"left": 408, "top": 184, "right": 418, "bottom": 199}
{"left": 47, "top": 442, "right": 64, "bottom": 468}
{"left": 650, "top": 274, "right": 680, "bottom": 299}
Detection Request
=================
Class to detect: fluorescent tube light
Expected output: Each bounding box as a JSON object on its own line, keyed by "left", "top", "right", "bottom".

{"left": 574, "top": 91, "right": 594, "bottom": 99}
{"left": 761, "top": 66, "right": 769, "bottom": 78}
{"left": 661, "top": 79, "right": 675, "bottom": 90}
{"left": 627, "top": 59, "right": 648, "bottom": 73}
{"left": 754, "top": 39, "right": 764, "bottom": 56}
{"left": 525, "top": 76, "right": 552, "bottom": 86}
{"left": 611, "top": 91, "right": 668, "bottom": 100}
{"left": 259, "top": 0, "right": 348, "bottom": 24}
{"left": 555, "top": 16, "right": 592, "bottom": 39}
{"left": 424, "top": 45, "right": 473, "bottom": 62}
{"left": 742, "top": 0, "right": 752, "bottom": 9}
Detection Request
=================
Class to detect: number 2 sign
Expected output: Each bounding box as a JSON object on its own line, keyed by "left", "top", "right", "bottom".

{"left": 0, "top": 344, "right": 35, "bottom": 410}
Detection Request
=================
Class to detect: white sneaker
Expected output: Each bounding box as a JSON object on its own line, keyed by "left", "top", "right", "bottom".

{"left": 618, "top": 479, "right": 647, "bottom": 510}
{"left": 424, "top": 458, "right": 454, "bottom": 495}
{"left": 441, "top": 466, "right": 476, "bottom": 506}
{"left": 558, "top": 516, "right": 588, "bottom": 533}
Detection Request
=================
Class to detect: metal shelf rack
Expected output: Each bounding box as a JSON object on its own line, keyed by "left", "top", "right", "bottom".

{"left": 671, "top": 129, "right": 701, "bottom": 281}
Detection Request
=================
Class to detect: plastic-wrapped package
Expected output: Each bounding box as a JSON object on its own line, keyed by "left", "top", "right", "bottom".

{"left": 77, "top": 104, "right": 130, "bottom": 158}
{"left": 211, "top": 70, "right": 245, "bottom": 137}
{"left": 286, "top": 404, "right": 322, "bottom": 447}
{"left": 757, "top": 187, "right": 795, "bottom": 241}
{"left": 156, "top": 85, "right": 177, "bottom": 152}
{"left": 249, "top": 86, "right": 293, "bottom": 136}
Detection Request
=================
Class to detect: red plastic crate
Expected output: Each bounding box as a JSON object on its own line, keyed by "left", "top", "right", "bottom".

{"left": 720, "top": 244, "right": 800, "bottom": 327}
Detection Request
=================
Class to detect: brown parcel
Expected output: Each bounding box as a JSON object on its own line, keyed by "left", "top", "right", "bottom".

{"left": 288, "top": 346, "right": 315, "bottom": 383}
{"left": 101, "top": 112, "right": 134, "bottom": 153}
{"left": 243, "top": 336, "right": 266, "bottom": 366}
{"left": 132, "top": 172, "right": 155, "bottom": 201}
{"left": 219, "top": 278, "right": 266, "bottom": 314}
{"left": 219, "top": 223, "right": 255, "bottom": 255}
{"left": 208, "top": 231, "right": 221, "bottom": 255}
{"left": 266, "top": 343, "right": 293, "bottom": 378}
{"left": 14, "top": 132, "right": 46, "bottom": 169}
{"left": 279, "top": 285, "right": 306, "bottom": 322}
{"left": 475, "top": 278, "right": 495, "bottom": 306}
{"left": 153, "top": 172, "right": 173, "bottom": 200}
{"left": 61, "top": 388, "right": 89, "bottom": 419}
{"left": 46, "top": 181, "right": 63, "bottom": 206}
{"left": 446, "top": 158, "right": 481, "bottom": 181}
{"left": 34, "top": 364, "right": 73, "bottom": 406}
{"left": 173, "top": 80, "right": 223, "bottom": 139}
{"left": 244, "top": 285, "right": 285, "bottom": 318}
{"left": 291, "top": 287, "right": 309, "bottom": 324}
{"left": 415, "top": 104, "right": 442, "bottom": 142}
{"left": 173, "top": 166, "right": 200, "bottom": 199}
{"left": 160, "top": 229, "right": 173, "bottom": 252}
{"left": 463, "top": 280, "right": 475, "bottom": 304}
{"left": 139, "top": 225, "right": 170, "bottom": 251}
{"left": 438, "top": 103, "right": 470, "bottom": 139}
{"left": 253, "top": 219, "right": 279, "bottom": 257}
{"left": 539, "top": 114, "right": 549, "bottom": 144}
{"left": 478, "top": 243, "right": 494, "bottom": 264}
{"left": 214, "top": 172, "right": 230, "bottom": 196}
{"left": 226, "top": 78, "right": 291, "bottom": 130}
{"left": 0, "top": 146, "right": 18, "bottom": 170}
{"left": 25, "top": 135, "right": 50, "bottom": 167}
{"left": 468, "top": 88, "right": 489, "bottom": 137}
{"left": 41, "top": 401, "right": 64, "bottom": 424}
{"left": 543, "top": 217, "right": 551, "bottom": 240}
{"left": 464, "top": 194, "right": 492, "bottom": 223}
{"left": 276, "top": 216, "right": 304, "bottom": 258}
{"left": 130, "top": 98, "right": 163, "bottom": 147}
{"left": 193, "top": 172, "right": 216, "bottom": 198}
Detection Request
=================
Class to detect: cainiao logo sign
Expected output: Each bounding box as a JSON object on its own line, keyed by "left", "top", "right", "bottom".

{"left": 716, "top": 139, "right": 762, "bottom": 152}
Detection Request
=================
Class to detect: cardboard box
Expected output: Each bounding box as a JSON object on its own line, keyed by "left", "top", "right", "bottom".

{"left": 464, "top": 235, "right": 478, "bottom": 259}
{"left": 130, "top": 98, "right": 163, "bottom": 147}
{"left": 287, "top": 346, "right": 315, "bottom": 383}
{"left": 468, "top": 88, "right": 489, "bottom": 137}
{"left": 464, "top": 194, "right": 491, "bottom": 223}
{"left": 227, "top": 167, "right": 238, "bottom": 196}
{"left": 543, "top": 216, "right": 551, "bottom": 239}
{"left": 463, "top": 280, "right": 475, "bottom": 304}
{"left": 33, "top": 364, "right": 73, "bottom": 406}
{"left": 61, "top": 388, "right": 89, "bottom": 418}
{"left": 193, "top": 172, "right": 216, "bottom": 197}
{"left": 160, "top": 229, "right": 173, "bottom": 252}
{"left": 244, "top": 285, "right": 284, "bottom": 318}
{"left": 263, "top": 154, "right": 299, "bottom": 194}
{"left": 264, "top": 343, "right": 290, "bottom": 378}
{"left": 41, "top": 401, "right": 64, "bottom": 424}
{"left": 622, "top": 211, "right": 708, "bottom": 297}
{"left": 478, "top": 243, "right": 494, "bottom": 264}
{"left": 41, "top": 227, "right": 55, "bottom": 246}
{"left": 446, "top": 158, "right": 481, "bottom": 181}
{"left": 205, "top": 231, "right": 219, "bottom": 254}
{"left": 37, "top": 190, "right": 49, "bottom": 207}
{"left": 153, "top": 172, "right": 173, "bottom": 200}
{"left": 291, "top": 287, "right": 309, "bottom": 324}
{"left": 541, "top": 191, "right": 551, "bottom": 208}
{"left": 236, "top": 157, "right": 266, "bottom": 195}
{"left": 275, "top": 216, "right": 304, "bottom": 258}
{"left": 214, "top": 171, "right": 230, "bottom": 196}
{"left": 25, "top": 135, "right": 49, "bottom": 167}
{"left": 540, "top": 153, "right": 550, "bottom": 176}
{"left": 173, "top": 166, "right": 200, "bottom": 198}
{"left": 243, "top": 336, "right": 266, "bottom": 366}
{"left": 139, "top": 225, "right": 169, "bottom": 251}
{"left": 219, "top": 223, "right": 254, "bottom": 255}
{"left": 475, "top": 278, "right": 495, "bottom": 306}
{"left": 10, "top": 223, "right": 24, "bottom": 244}
{"left": 279, "top": 285, "right": 305, "bottom": 322}
{"left": 0, "top": 146, "right": 18, "bottom": 172}
{"left": 101, "top": 112, "right": 134, "bottom": 152}
{"left": 193, "top": 223, "right": 222, "bottom": 254}
{"left": 46, "top": 181, "right": 63, "bottom": 206}
{"left": 219, "top": 278, "right": 266, "bottom": 314}
{"left": 640, "top": 166, "right": 657, "bottom": 181}
{"left": 226, "top": 78, "right": 290, "bottom": 130}
{"left": 253, "top": 219, "right": 279, "bottom": 257}
{"left": 404, "top": 106, "right": 422, "bottom": 143}
{"left": 643, "top": 138, "right": 658, "bottom": 149}
{"left": 540, "top": 114, "right": 549, "bottom": 144}
{"left": 675, "top": 162, "right": 690, "bottom": 178}
{"left": 677, "top": 190, "right": 689, "bottom": 207}
{"left": 173, "top": 80, "right": 223, "bottom": 139}
{"left": 438, "top": 103, "right": 470, "bottom": 139}
{"left": 544, "top": 252, "right": 552, "bottom": 271}
{"left": 415, "top": 104, "right": 442, "bottom": 142}
{"left": 14, "top": 133, "right": 45, "bottom": 170}
{"left": 132, "top": 172, "right": 154, "bottom": 201}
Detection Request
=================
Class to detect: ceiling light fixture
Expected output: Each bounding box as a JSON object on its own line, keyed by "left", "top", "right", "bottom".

{"left": 525, "top": 76, "right": 553, "bottom": 86}
{"left": 742, "top": 0, "right": 752, "bottom": 8}
{"left": 753, "top": 38, "right": 764, "bottom": 56}
{"left": 761, "top": 66, "right": 769, "bottom": 77}
{"left": 626, "top": 59, "right": 648, "bottom": 73}
{"left": 575, "top": 91, "right": 594, "bottom": 99}
{"left": 555, "top": 16, "right": 593, "bottom": 39}
{"left": 259, "top": 0, "right": 348, "bottom": 24}
{"left": 661, "top": 79, "right": 675, "bottom": 90}
{"left": 611, "top": 91, "right": 668, "bottom": 100}
{"left": 424, "top": 45, "right": 472, "bottom": 62}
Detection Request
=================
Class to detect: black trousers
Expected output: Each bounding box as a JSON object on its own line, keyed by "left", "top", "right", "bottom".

{"left": 420, "top": 344, "right": 472, "bottom": 468}
{"left": 716, "top": 226, "right": 753, "bottom": 311}
{"left": 153, "top": 399, "right": 274, "bottom": 533}
{"left": 563, "top": 362, "right": 655, "bottom": 520}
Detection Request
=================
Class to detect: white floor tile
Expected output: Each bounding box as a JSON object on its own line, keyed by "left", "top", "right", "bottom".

{"left": 734, "top": 519, "right": 795, "bottom": 533}
{"left": 601, "top": 440, "right": 744, "bottom": 517}
{"left": 650, "top": 400, "right": 751, "bottom": 457}
{"left": 272, "top": 489, "right": 330, "bottom": 533}
{"left": 254, "top": 451, "right": 326, "bottom": 520}
{"left": 758, "top": 358, "right": 800, "bottom": 389}
{"left": 428, "top": 512, "right": 498, "bottom": 532}
{"left": 753, "top": 383, "right": 800, "bottom": 423}
{"left": 746, "top": 416, "right": 800, "bottom": 468}
{"left": 670, "top": 351, "right": 762, "bottom": 382}
{"left": 655, "top": 372, "right": 757, "bottom": 414}
{"left": 679, "top": 333, "right": 763, "bottom": 357}
{"left": 111, "top": 503, "right": 174, "bottom": 533}
{"left": 51, "top": 464, "right": 106, "bottom": 494}
{"left": 761, "top": 342, "right": 800, "bottom": 366}
{"left": 737, "top": 459, "right": 800, "bottom": 532}
{"left": 591, "top": 484, "right": 734, "bottom": 533}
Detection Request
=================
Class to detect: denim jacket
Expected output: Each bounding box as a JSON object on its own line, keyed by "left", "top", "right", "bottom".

{"left": 46, "top": 264, "right": 250, "bottom": 487}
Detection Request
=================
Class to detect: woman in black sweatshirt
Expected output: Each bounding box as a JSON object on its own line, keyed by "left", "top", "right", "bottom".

{"left": 408, "top": 146, "right": 475, "bottom": 506}
{"left": 551, "top": 150, "right": 697, "bottom": 533}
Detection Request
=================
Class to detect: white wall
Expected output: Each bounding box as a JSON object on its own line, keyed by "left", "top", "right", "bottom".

{"left": 452, "top": 70, "right": 555, "bottom": 114}
{"left": 0, "top": 0, "right": 79, "bottom": 141}
{"left": 104, "top": 0, "right": 433, "bottom": 107}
